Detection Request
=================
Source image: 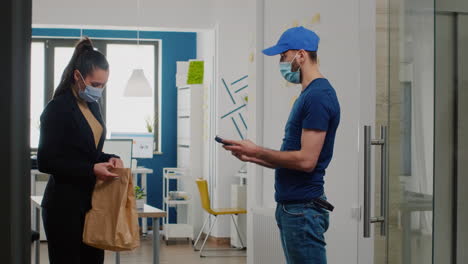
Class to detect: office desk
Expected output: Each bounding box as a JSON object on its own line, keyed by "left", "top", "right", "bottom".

{"left": 30, "top": 168, "right": 153, "bottom": 195}
{"left": 31, "top": 167, "right": 154, "bottom": 235}
{"left": 31, "top": 196, "right": 166, "bottom": 264}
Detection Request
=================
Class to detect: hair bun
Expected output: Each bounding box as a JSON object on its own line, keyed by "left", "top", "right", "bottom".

{"left": 76, "top": 37, "right": 94, "bottom": 52}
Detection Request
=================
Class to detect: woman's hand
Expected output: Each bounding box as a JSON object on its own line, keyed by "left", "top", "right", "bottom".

{"left": 94, "top": 162, "right": 119, "bottom": 181}
{"left": 109, "top": 157, "right": 124, "bottom": 168}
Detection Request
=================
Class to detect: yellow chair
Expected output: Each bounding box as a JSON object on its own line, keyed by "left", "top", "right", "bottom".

{"left": 193, "top": 178, "right": 246, "bottom": 257}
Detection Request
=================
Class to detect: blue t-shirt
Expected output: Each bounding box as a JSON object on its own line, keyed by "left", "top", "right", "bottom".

{"left": 275, "top": 78, "right": 340, "bottom": 203}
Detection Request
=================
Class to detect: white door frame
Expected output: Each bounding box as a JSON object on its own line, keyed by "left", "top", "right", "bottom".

{"left": 246, "top": 0, "right": 266, "bottom": 263}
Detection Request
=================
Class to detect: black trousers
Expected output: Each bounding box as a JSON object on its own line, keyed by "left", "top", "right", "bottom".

{"left": 42, "top": 207, "right": 104, "bottom": 264}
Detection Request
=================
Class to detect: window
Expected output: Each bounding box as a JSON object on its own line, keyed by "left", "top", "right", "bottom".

{"left": 30, "top": 42, "right": 45, "bottom": 149}
{"left": 53, "top": 47, "right": 74, "bottom": 89}
{"left": 106, "top": 44, "right": 155, "bottom": 137}
{"left": 30, "top": 38, "right": 160, "bottom": 151}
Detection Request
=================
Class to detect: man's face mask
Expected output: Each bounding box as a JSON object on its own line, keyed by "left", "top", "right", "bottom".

{"left": 279, "top": 52, "right": 301, "bottom": 84}
{"left": 78, "top": 72, "right": 104, "bottom": 103}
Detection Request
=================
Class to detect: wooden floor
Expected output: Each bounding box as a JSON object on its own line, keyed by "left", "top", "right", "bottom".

{"left": 32, "top": 233, "right": 247, "bottom": 264}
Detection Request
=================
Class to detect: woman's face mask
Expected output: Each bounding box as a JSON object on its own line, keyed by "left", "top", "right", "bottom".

{"left": 279, "top": 52, "right": 301, "bottom": 84}
{"left": 78, "top": 72, "right": 104, "bottom": 103}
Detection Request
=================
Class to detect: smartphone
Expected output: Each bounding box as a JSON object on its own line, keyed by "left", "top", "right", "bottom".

{"left": 215, "top": 136, "right": 233, "bottom": 146}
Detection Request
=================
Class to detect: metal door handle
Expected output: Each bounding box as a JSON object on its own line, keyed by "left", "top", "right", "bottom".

{"left": 363, "top": 126, "right": 388, "bottom": 238}
{"left": 380, "top": 126, "right": 388, "bottom": 236}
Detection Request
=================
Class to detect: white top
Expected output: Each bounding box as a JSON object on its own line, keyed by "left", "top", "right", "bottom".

{"left": 30, "top": 196, "right": 166, "bottom": 218}
{"left": 31, "top": 170, "right": 48, "bottom": 176}
{"left": 131, "top": 167, "right": 153, "bottom": 174}
{"left": 139, "top": 204, "right": 167, "bottom": 218}
{"left": 31, "top": 167, "right": 153, "bottom": 176}
{"left": 31, "top": 196, "right": 42, "bottom": 208}
{"left": 235, "top": 172, "right": 247, "bottom": 179}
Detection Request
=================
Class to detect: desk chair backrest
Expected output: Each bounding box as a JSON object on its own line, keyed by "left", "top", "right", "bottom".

{"left": 196, "top": 179, "right": 215, "bottom": 215}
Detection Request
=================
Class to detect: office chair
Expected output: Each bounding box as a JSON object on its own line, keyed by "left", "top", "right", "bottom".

{"left": 193, "top": 178, "right": 246, "bottom": 257}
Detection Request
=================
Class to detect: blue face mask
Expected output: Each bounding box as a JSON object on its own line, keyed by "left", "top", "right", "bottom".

{"left": 78, "top": 73, "right": 104, "bottom": 102}
{"left": 280, "top": 53, "right": 301, "bottom": 84}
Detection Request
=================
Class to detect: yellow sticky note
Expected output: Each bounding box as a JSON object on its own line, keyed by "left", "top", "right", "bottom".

{"left": 187, "top": 61, "right": 204, "bottom": 85}
{"left": 311, "top": 13, "right": 321, "bottom": 24}
{"left": 249, "top": 52, "right": 255, "bottom": 63}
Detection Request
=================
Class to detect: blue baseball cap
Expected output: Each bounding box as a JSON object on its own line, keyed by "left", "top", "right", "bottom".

{"left": 262, "top": 26, "right": 320, "bottom": 56}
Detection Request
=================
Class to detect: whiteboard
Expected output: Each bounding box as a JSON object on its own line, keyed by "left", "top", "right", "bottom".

{"left": 103, "top": 139, "right": 133, "bottom": 168}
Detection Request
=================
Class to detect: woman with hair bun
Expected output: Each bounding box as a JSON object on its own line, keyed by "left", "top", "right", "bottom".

{"left": 38, "top": 37, "right": 123, "bottom": 263}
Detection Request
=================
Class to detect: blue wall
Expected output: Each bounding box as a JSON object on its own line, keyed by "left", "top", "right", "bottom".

{"left": 33, "top": 28, "right": 197, "bottom": 216}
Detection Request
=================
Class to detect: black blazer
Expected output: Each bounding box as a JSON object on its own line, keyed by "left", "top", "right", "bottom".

{"left": 38, "top": 88, "right": 117, "bottom": 212}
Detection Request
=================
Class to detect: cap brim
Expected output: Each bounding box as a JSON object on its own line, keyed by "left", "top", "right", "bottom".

{"left": 262, "top": 45, "right": 287, "bottom": 56}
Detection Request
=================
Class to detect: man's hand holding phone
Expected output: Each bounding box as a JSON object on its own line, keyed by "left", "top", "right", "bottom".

{"left": 216, "top": 136, "right": 276, "bottom": 169}
{"left": 215, "top": 136, "right": 260, "bottom": 158}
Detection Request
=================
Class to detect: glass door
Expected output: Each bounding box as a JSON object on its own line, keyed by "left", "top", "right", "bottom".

{"left": 372, "top": 0, "right": 435, "bottom": 263}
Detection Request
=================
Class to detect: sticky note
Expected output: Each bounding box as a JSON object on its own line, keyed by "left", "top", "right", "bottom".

{"left": 187, "top": 61, "right": 204, "bottom": 84}
{"left": 311, "top": 13, "right": 321, "bottom": 24}
{"left": 249, "top": 52, "right": 255, "bottom": 63}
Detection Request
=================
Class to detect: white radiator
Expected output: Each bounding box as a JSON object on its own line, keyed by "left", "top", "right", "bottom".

{"left": 231, "top": 184, "right": 247, "bottom": 248}
{"left": 252, "top": 208, "right": 285, "bottom": 264}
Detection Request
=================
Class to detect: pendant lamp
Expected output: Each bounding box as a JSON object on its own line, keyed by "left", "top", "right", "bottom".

{"left": 123, "top": 0, "right": 152, "bottom": 97}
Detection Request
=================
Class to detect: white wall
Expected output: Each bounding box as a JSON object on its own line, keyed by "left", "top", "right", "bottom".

{"left": 33, "top": 0, "right": 214, "bottom": 30}
{"left": 197, "top": 29, "right": 216, "bottom": 236}
{"left": 210, "top": 0, "right": 250, "bottom": 237}
{"left": 246, "top": 1, "right": 265, "bottom": 263}
{"left": 248, "top": 0, "right": 376, "bottom": 263}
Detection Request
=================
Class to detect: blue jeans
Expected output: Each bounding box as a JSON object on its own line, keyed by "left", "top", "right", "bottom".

{"left": 275, "top": 199, "right": 330, "bottom": 264}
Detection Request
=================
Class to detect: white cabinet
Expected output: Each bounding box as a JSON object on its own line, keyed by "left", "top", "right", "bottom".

{"left": 162, "top": 61, "right": 204, "bottom": 242}
{"left": 176, "top": 84, "right": 203, "bottom": 172}
{"left": 177, "top": 84, "right": 203, "bottom": 241}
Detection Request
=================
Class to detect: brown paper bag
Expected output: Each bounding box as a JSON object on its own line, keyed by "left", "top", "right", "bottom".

{"left": 83, "top": 168, "right": 140, "bottom": 251}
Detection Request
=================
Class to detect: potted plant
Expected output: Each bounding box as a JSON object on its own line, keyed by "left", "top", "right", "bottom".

{"left": 134, "top": 186, "right": 146, "bottom": 209}
{"left": 145, "top": 115, "right": 154, "bottom": 133}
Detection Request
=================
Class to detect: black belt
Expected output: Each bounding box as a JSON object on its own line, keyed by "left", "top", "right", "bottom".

{"left": 312, "top": 198, "right": 334, "bottom": 212}
{"left": 281, "top": 198, "right": 335, "bottom": 212}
